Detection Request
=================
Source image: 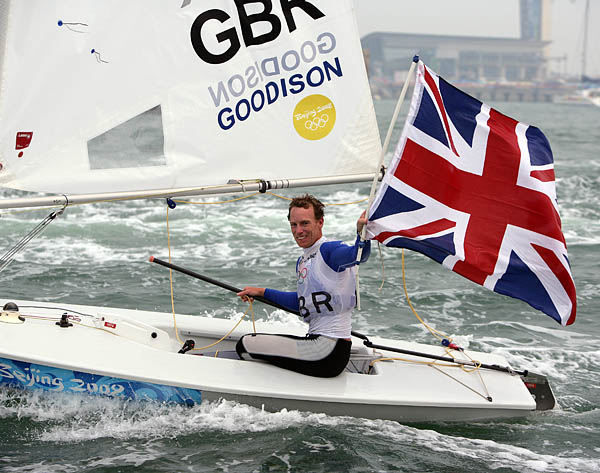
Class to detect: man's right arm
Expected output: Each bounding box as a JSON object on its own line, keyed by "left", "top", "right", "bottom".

{"left": 264, "top": 288, "right": 299, "bottom": 312}
{"left": 237, "top": 287, "right": 299, "bottom": 312}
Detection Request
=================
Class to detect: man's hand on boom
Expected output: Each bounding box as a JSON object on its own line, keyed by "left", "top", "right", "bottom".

{"left": 237, "top": 286, "right": 265, "bottom": 302}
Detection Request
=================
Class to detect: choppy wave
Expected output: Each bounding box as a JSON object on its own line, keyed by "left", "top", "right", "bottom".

{"left": 1, "top": 389, "right": 599, "bottom": 473}
{"left": 2, "top": 100, "right": 600, "bottom": 472}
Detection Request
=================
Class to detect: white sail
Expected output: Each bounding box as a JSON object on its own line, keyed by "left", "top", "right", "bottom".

{"left": 0, "top": 0, "right": 380, "bottom": 195}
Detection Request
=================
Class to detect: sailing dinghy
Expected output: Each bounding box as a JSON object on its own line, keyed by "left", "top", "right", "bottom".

{"left": 0, "top": 0, "right": 564, "bottom": 422}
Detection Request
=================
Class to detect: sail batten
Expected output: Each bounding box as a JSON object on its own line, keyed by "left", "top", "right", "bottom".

{"left": 0, "top": 1, "right": 381, "bottom": 196}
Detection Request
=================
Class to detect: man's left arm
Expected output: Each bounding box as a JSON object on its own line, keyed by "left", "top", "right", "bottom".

{"left": 320, "top": 237, "right": 371, "bottom": 273}
{"left": 320, "top": 211, "right": 370, "bottom": 272}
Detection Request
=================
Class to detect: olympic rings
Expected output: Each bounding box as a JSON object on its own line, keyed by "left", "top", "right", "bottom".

{"left": 297, "top": 266, "right": 308, "bottom": 284}
{"left": 304, "top": 114, "right": 329, "bottom": 131}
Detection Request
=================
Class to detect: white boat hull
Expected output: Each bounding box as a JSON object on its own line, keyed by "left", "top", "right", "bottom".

{"left": 0, "top": 299, "right": 542, "bottom": 422}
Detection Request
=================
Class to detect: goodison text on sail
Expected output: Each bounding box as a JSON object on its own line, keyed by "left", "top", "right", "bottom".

{"left": 207, "top": 32, "right": 343, "bottom": 130}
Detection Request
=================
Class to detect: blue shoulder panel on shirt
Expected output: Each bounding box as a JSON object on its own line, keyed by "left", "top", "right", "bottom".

{"left": 320, "top": 241, "right": 345, "bottom": 272}
{"left": 320, "top": 238, "right": 370, "bottom": 272}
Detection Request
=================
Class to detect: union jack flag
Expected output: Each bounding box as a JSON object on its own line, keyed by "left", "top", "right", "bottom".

{"left": 366, "top": 61, "right": 576, "bottom": 325}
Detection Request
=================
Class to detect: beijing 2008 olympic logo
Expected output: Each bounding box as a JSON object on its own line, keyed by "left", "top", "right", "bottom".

{"left": 293, "top": 94, "right": 336, "bottom": 141}
{"left": 305, "top": 114, "right": 329, "bottom": 131}
{"left": 297, "top": 266, "right": 308, "bottom": 284}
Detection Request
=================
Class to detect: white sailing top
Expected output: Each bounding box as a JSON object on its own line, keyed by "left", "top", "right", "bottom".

{"left": 296, "top": 237, "right": 357, "bottom": 338}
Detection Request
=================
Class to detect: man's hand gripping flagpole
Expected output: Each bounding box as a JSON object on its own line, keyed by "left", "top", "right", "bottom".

{"left": 355, "top": 56, "right": 419, "bottom": 310}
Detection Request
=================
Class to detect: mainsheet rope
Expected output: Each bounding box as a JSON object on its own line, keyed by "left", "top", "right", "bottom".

{"left": 399, "top": 248, "right": 489, "bottom": 391}
{"left": 165, "top": 204, "right": 257, "bottom": 351}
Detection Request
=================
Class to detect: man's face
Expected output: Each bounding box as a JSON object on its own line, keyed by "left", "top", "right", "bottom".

{"left": 289, "top": 206, "right": 324, "bottom": 248}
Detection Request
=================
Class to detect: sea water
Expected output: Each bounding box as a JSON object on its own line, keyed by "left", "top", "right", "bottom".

{"left": 0, "top": 101, "right": 599, "bottom": 472}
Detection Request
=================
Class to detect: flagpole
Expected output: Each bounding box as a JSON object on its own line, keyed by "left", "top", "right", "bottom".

{"left": 355, "top": 55, "right": 419, "bottom": 310}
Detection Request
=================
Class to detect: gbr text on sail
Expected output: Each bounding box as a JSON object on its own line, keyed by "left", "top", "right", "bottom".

{"left": 189, "top": 0, "right": 345, "bottom": 131}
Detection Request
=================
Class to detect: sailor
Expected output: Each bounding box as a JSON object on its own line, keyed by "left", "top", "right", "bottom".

{"left": 236, "top": 194, "right": 370, "bottom": 377}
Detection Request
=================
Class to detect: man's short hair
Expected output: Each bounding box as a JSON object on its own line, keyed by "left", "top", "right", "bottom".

{"left": 287, "top": 194, "right": 325, "bottom": 220}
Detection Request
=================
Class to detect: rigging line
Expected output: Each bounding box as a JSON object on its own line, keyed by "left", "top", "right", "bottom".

{"left": 377, "top": 241, "right": 385, "bottom": 291}
{"left": 369, "top": 356, "right": 490, "bottom": 399}
{"left": 265, "top": 192, "right": 291, "bottom": 201}
{"left": 370, "top": 356, "right": 459, "bottom": 367}
{"left": 400, "top": 250, "right": 489, "bottom": 399}
{"left": 446, "top": 345, "right": 491, "bottom": 400}
{"left": 166, "top": 205, "right": 184, "bottom": 344}
{"left": 174, "top": 193, "right": 259, "bottom": 205}
{"left": 445, "top": 346, "right": 479, "bottom": 371}
{"left": 191, "top": 301, "right": 256, "bottom": 352}
{"left": 20, "top": 315, "right": 65, "bottom": 322}
{"left": 445, "top": 347, "right": 477, "bottom": 372}
{"left": 175, "top": 191, "right": 368, "bottom": 207}
{"left": 429, "top": 363, "right": 493, "bottom": 402}
{"left": 0, "top": 208, "right": 65, "bottom": 273}
{"left": 369, "top": 356, "right": 487, "bottom": 381}
{"left": 163, "top": 202, "right": 257, "bottom": 348}
{"left": 18, "top": 305, "right": 95, "bottom": 318}
{"left": 401, "top": 249, "right": 451, "bottom": 343}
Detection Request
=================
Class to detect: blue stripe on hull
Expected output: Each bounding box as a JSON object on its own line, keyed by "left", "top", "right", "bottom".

{"left": 0, "top": 356, "right": 202, "bottom": 405}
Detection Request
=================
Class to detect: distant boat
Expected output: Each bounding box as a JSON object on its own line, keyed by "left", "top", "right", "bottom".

{"left": 554, "top": 88, "right": 599, "bottom": 106}
{"left": 582, "top": 88, "right": 600, "bottom": 107}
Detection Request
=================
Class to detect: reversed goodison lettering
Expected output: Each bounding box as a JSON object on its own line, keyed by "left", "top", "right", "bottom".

{"left": 208, "top": 32, "right": 336, "bottom": 107}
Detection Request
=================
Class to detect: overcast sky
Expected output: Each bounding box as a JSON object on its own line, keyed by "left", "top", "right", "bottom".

{"left": 352, "top": 0, "right": 599, "bottom": 78}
